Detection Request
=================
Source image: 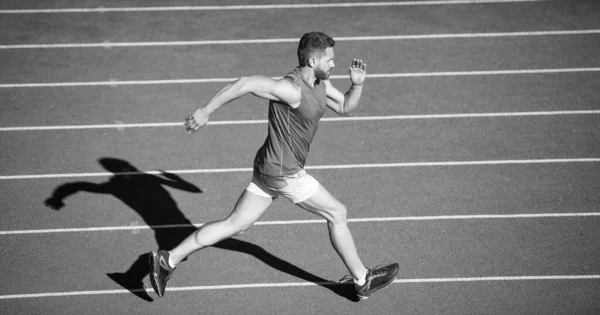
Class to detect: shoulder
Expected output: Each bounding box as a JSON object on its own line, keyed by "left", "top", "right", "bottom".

{"left": 276, "top": 76, "right": 301, "bottom": 95}
{"left": 246, "top": 75, "right": 301, "bottom": 108}
{"left": 278, "top": 75, "right": 301, "bottom": 92}
{"left": 242, "top": 75, "right": 301, "bottom": 103}
{"left": 278, "top": 78, "right": 302, "bottom": 108}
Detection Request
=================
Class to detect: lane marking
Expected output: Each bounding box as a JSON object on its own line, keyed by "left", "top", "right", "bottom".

{"left": 0, "top": 0, "right": 554, "bottom": 14}
{"left": 2, "top": 110, "right": 599, "bottom": 132}
{"left": 1, "top": 212, "right": 600, "bottom": 236}
{"left": 1, "top": 158, "right": 598, "bottom": 181}
{"left": 1, "top": 274, "right": 597, "bottom": 299}
{"left": 2, "top": 29, "right": 598, "bottom": 49}
{"left": 1, "top": 67, "right": 599, "bottom": 88}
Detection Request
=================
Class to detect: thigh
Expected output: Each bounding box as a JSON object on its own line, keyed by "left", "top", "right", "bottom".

{"left": 226, "top": 189, "right": 274, "bottom": 226}
{"left": 295, "top": 184, "right": 345, "bottom": 221}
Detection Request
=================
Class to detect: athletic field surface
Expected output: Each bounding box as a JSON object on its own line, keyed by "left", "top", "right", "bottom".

{"left": 1, "top": 0, "right": 599, "bottom": 314}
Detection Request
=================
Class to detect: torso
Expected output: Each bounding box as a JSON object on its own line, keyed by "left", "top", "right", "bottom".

{"left": 253, "top": 68, "right": 328, "bottom": 176}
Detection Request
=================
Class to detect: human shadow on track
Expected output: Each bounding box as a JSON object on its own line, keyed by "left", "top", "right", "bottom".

{"left": 213, "top": 238, "right": 359, "bottom": 302}
{"left": 44, "top": 157, "right": 358, "bottom": 302}
{"left": 44, "top": 157, "right": 202, "bottom": 302}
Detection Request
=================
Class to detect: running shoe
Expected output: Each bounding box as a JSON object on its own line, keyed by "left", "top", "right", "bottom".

{"left": 149, "top": 250, "right": 175, "bottom": 297}
{"left": 341, "top": 263, "right": 399, "bottom": 300}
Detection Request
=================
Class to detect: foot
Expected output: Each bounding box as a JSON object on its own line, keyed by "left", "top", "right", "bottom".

{"left": 148, "top": 250, "right": 175, "bottom": 297}
{"left": 354, "top": 263, "right": 399, "bottom": 300}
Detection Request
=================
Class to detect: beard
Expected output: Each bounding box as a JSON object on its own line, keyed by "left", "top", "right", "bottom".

{"left": 315, "top": 67, "right": 330, "bottom": 80}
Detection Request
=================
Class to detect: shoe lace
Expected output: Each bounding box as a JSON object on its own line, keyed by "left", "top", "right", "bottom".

{"left": 367, "top": 261, "right": 393, "bottom": 279}
{"left": 338, "top": 274, "right": 355, "bottom": 283}
{"left": 369, "top": 268, "right": 389, "bottom": 279}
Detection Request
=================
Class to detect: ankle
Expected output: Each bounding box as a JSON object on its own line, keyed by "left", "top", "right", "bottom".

{"left": 353, "top": 268, "right": 368, "bottom": 286}
{"left": 167, "top": 252, "right": 177, "bottom": 268}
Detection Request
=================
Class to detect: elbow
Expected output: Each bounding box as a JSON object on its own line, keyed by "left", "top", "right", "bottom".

{"left": 231, "top": 76, "right": 251, "bottom": 94}
{"left": 340, "top": 101, "right": 355, "bottom": 117}
{"left": 235, "top": 76, "right": 248, "bottom": 86}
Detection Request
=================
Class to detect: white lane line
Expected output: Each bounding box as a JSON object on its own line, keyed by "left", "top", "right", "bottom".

{"left": 1, "top": 122, "right": 181, "bottom": 131}
{"left": 0, "top": 0, "right": 554, "bottom": 14}
{"left": 1, "top": 158, "right": 598, "bottom": 181}
{"left": 1, "top": 274, "right": 597, "bottom": 299}
{"left": 394, "top": 275, "right": 600, "bottom": 283}
{"left": 1, "top": 68, "right": 599, "bottom": 88}
{"left": 2, "top": 110, "right": 599, "bottom": 132}
{"left": 1, "top": 212, "right": 600, "bottom": 236}
{"left": 2, "top": 30, "right": 597, "bottom": 49}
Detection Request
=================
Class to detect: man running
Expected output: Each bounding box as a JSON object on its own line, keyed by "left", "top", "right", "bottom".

{"left": 149, "top": 32, "right": 398, "bottom": 300}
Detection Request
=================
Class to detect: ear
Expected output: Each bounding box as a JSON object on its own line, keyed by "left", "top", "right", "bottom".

{"left": 308, "top": 57, "right": 317, "bottom": 68}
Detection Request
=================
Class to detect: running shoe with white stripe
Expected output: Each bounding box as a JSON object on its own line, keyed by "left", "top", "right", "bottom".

{"left": 343, "top": 263, "right": 399, "bottom": 300}
{"left": 149, "top": 250, "right": 175, "bottom": 297}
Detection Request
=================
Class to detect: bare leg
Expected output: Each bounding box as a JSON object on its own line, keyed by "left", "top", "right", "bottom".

{"left": 296, "top": 185, "right": 367, "bottom": 280}
{"left": 169, "top": 190, "right": 273, "bottom": 266}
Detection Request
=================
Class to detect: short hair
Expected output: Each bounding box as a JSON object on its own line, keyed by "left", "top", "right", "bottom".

{"left": 297, "top": 32, "right": 335, "bottom": 67}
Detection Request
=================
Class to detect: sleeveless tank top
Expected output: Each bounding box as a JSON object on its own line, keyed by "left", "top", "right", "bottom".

{"left": 253, "top": 68, "right": 328, "bottom": 176}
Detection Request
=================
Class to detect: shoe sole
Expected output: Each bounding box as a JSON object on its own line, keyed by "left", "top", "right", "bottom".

{"left": 356, "top": 279, "right": 396, "bottom": 301}
{"left": 357, "top": 280, "right": 392, "bottom": 300}
{"left": 357, "top": 278, "right": 396, "bottom": 300}
{"left": 148, "top": 251, "right": 163, "bottom": 297}
{"left": 357, "top": 268, "right": 399, "bottom": 300}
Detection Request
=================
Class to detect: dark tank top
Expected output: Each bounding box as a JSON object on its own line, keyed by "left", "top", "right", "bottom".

{"left": 253, "top": 68, "right": 328, "bottom": 176}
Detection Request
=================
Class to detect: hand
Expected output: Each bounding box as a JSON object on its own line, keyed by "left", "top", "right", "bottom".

{"left": 184, "top": 107, "right": 210, "bottom": 133}
{"left": 45, "top": 197, "right": 65, "bottom": 210}
{"left": 349, "top": 58, "right": 367, "bottom": 86}
{"left": 158, "top": 170, "right": 178, "bottom": 180}
{"left": 158, "top": 170, "right": 187, "bottom": 183}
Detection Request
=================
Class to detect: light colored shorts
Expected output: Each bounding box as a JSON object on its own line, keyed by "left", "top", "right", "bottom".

{"left": 246, "top": 169, "right": 320, "bottom": 203}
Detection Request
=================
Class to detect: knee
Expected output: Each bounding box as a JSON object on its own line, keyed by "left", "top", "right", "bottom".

{"left": 328, "top": 204, "right": 348, "bottom": 225}
{"left": 227, "top": 217, "right": 252, "bottom": 236}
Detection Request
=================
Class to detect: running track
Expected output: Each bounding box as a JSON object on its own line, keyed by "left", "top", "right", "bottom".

{"left": 1, "top": 0, "right": 599, "bottom": 314}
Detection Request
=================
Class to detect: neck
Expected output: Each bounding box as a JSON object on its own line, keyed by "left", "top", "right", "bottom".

{"left": 297, "top": 66, "right": 317, "bottom": 87}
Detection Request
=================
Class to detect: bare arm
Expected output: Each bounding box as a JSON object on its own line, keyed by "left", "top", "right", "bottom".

{"left": 184, "top": 76, "right": 301, "bottom": 133}
{"left": 325, "top": 58, "right": 367, "bottom": 116}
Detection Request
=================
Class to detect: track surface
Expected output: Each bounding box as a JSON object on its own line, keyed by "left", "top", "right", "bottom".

{"left": 1, "top": 1, "right": 599, "bottom": 314}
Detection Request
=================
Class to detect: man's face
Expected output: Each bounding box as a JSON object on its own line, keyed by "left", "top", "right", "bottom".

{"left": 314, "top": 47, "right": 335, "bottom": 80}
